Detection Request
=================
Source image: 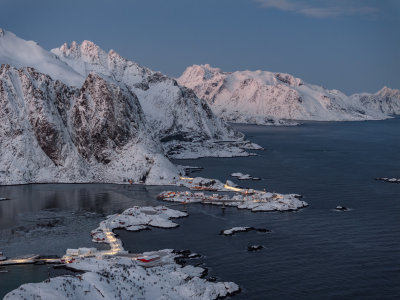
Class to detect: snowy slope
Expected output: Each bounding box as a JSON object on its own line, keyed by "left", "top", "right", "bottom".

{"left": 178, "top": 64, "right": 399, "bottom": 124}
{"left": 353, "top": 86, "right": 400, "bottom": 115}
{"left": 4, "top": 251, "right": 239, "bottom": 300}
{"left": 0, "top": 29, "right": 84, "bottom": 87}
{"left": 0, "top": 64, "right": 178, "bottom": 185}
{"left": 51, "top": 42, "right": 249, "bottom": 157}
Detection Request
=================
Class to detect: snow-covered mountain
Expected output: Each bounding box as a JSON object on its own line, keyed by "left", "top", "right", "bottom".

{"left": 0, "top": 28, "right": 83, "bottom": 87}
{"left": 0, "top": 29, "right": 259, "bottom": 185}
{"left": 178, "top": 64, "right": 400, "bottom": 124}
{"left": 353, "top": 86, "right": 400, "bottom": 115}
{"left": 50, "top": 42, "right": 252, "bottom": 157}
{"left": 0, "top": 64, "right": 178, "bottom": 185}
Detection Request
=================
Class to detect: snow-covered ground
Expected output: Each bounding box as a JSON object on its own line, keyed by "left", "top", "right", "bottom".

{"left": 231, "top": 172, "right": 261, "bottom": 180}
{"left": 178, "top": 64, "right": 400, "bottom": 124}
{"left": 158, "top": 184, "right": 308, "bottom": 212}
{"left": 164, "top": 140, "right": 262, "bottom": 159}
{"left": 174, "top": 176, "right": 230, "bottom": 191}
{"left": 3, "top": 205, "right": 240, "bottom": 299}
{"left": 0, "top": 29, "right": 83, "bottom": 87}
{"left": 90, "top": 206, "right": 188, "bottom": 253}
{"left": 375, "top": 177, "right": 400, "bottom": 183}
{"left": 220, "top": 227, "right": 270, "bottom": 236}
{"left": 334, "top": 206, "right": 351, "bottom": 212}
{"left": 4, "top": 250, "right": 239, "bottom": 300}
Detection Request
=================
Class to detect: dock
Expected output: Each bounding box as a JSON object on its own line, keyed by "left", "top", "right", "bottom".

{"left": 0, "top": 254, "right": 61, "bottom": 266}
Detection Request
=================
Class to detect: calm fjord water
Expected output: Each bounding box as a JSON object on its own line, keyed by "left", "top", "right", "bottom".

{"left": 1, "top": 119, "right": 399, "bottom": 299}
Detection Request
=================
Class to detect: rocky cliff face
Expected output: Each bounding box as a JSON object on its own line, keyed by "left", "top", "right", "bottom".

{"left": 0, "top": 64, "right": 178, "bottom": 185}
{"left": 51, "top": 42, "right": 245, "bottom": 155}
{"left": 0, "top": 29, "right": 260, "bottom": 185}
{"left": 178, "top": 64, "right": 400, "bottom": 124}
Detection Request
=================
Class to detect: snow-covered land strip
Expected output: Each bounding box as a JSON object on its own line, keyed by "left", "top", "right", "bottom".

{"left": 4, "top": 250, "right": 240, "bottom": 300}
{"left": 221, "top": 227, "right": 251, "bottom": 235}
{"left": 158, "top": 188, "right": 308, "bottom": 212}
{"left": 227, "top": 115, "right": 299, "bottom": 126}
{"left": 176, "top": 165, "right": 204, "bottom": 176}
{"left": 164, "top": 140, "right": 262, "bottom": 159}
{"left": 91, "top": 206, "right": 188, "bottom": 253}
{"left": 231, "top": 172, "right": 261, "bottom": 180}
{"left": 178, "top": 64, "right": 400, "bottom": 123}
{"left": 220, "top": 227, "right": 270, "bottom": 235}
{"left": 375, "top": 177, "right": 400, "bottom": 183}
{"left": 173, "top": 176, "right": 239, "bottom": 192}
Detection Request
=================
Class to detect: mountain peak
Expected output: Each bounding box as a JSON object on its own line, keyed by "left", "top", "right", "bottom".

{"left": 178, "top": 64, "right": 400, "bottom": 123}
{"left": 377, "top": 86, "right": 400, "bottom": 97}
{"left": 81, "top": 40, "right": 99, "bottom": 51}
{"left": 0, "top": 30, "right": 84, "bottom": 86}
{"left": 379, "top": 86, "right": 392, "bottom": 93}
{"left": 53, "top": 40, "right": 105, "bottom": 60}
{"left": 181, "top": 64, "right": 223, "bottom": 82}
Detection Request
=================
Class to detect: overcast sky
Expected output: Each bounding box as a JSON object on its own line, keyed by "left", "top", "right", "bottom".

{"left": 1, "top": 0, "right": 399, "bottom": 94}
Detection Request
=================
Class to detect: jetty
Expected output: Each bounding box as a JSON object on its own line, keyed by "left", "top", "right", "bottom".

{"left": 0, "top": 254, "right": 61, "bottom": 266}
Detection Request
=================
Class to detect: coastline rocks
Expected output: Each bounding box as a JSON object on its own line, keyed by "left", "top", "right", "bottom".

{"left": 334, "top": 206, "right": 349, "bottom": 211}
{"left": 247, "top": 245, "right": 264, "bottom": 251}
{"left": 5, "top": 205, "right": 241, "bottom": 299}
{"left": 159, "top": 189, "right": 308, "bottom": 212}
{"left": 220, "top": 227, "right": 271, "bottom": 236}
{"left": 4, "top": 250, "right": 240, "bottom": 300}
{"left": 164, "top": 140, "right": 262, "bottom": 159}
{"left": 175, "top": 177, "right": 227, "bottom": 191}
{"left": 91, "top": 206, "right": 188, "bottom": 247}
{"left": 375, "top": 177, "right": 400, "bottom": 184}
{"left": 173, "top": 249, "right": 202, "bottom": 267}
{"left": 231, "top": 172, "right": 261, "bottom": 180}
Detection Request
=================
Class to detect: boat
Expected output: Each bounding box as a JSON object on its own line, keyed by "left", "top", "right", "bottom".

{"left": 0, "top": 197, "right": 10, "bottom": 201}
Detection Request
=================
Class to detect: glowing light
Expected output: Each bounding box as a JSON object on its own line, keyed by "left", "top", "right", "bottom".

{"left": 223, "top": 184, "right": 243, "bottom": 192}
{"left": 180, "top": 176, "right": 194, "bottom": 180}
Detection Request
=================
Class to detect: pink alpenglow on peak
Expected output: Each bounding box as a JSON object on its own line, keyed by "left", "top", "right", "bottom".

{"left": 178, "top": 64, "right": 400, "bottom": 124}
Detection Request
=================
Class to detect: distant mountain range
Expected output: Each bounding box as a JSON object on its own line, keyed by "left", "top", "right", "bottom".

{"left": 1, "top": 28, "right": 398, "bottom": 185}
{"left": 178, "top": 64, "right": 400, "bottom": 125}
{"left": 0, "top": 29, "right": 254, "bottom": 185}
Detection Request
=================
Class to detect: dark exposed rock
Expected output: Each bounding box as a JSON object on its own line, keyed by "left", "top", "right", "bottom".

{"left": 220, "top": 227, "right": 271, "bottom": 236}
{"left": 334, "top": 206, "right": 349, "bottom": 211}
{"left": 73, "top": 73, "right": 143, "bottom": 163}
{"left": 247, "top": 245, "right": 264, "bottom": 251}
{"left": 0, "top": 64, "right": 172, "bottom": 185}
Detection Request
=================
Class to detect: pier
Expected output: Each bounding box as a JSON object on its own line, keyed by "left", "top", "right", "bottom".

{"left": 0, "top": 255, "right": 61, "bottom": 266}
